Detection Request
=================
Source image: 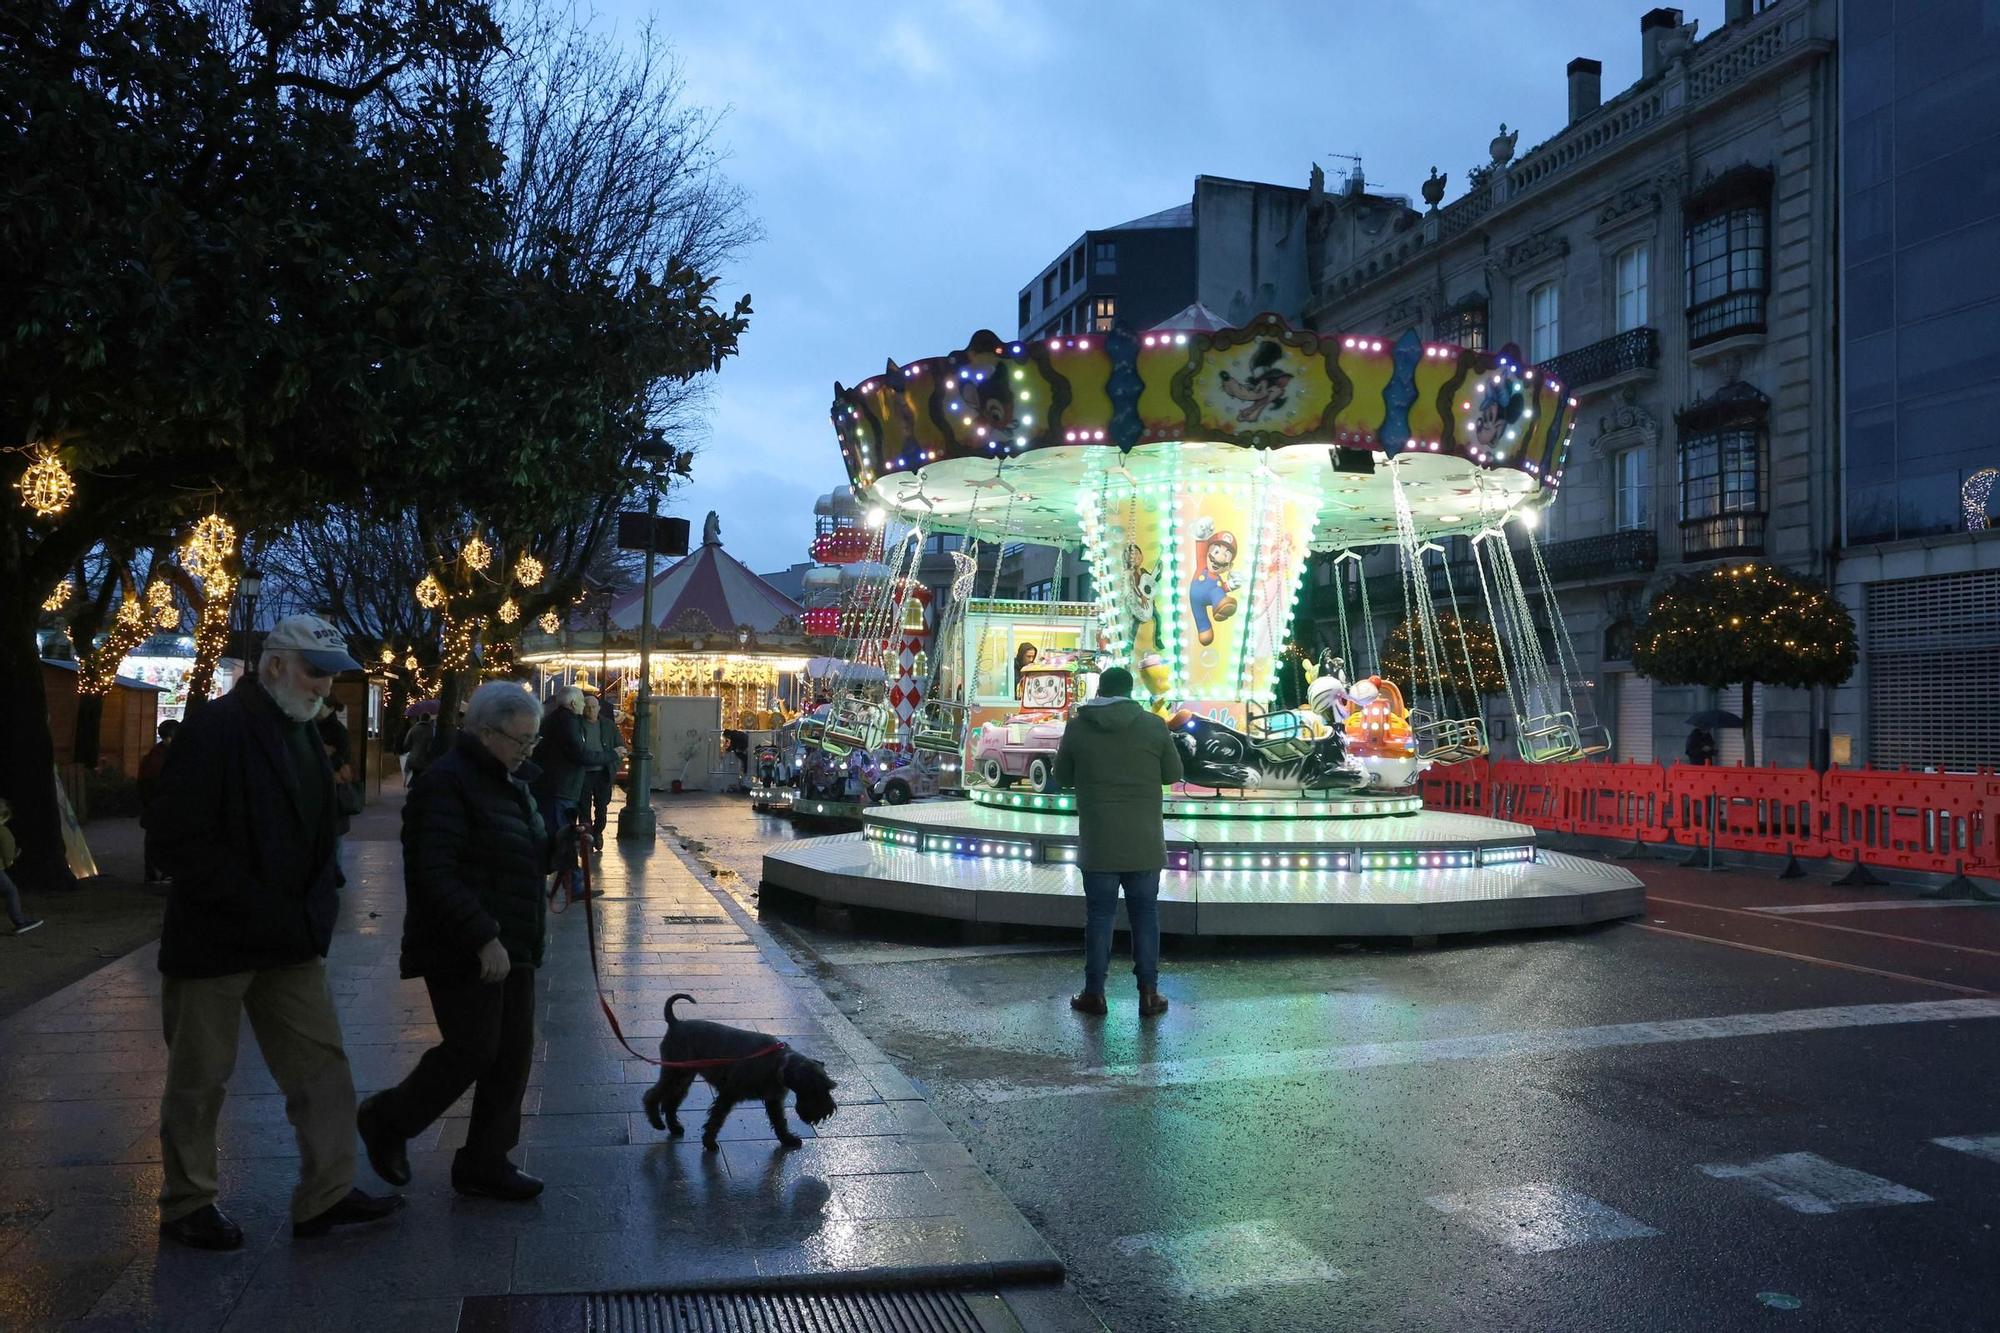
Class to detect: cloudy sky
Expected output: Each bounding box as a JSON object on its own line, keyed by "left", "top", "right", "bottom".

{"left": 595, "top": 0, "right": 1727, "bottom": 576}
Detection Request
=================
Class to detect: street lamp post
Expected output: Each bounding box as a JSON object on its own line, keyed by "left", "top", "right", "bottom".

{"left": 617, "top": 441, "right": 671, "bottom": 844}
{"left": 236, "top": 568, "right": 263, "bottom": 677}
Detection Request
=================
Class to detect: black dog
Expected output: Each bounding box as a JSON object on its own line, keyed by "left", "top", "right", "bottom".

{"left": 641, "top": 993, "right": 838, "bottom": 1151}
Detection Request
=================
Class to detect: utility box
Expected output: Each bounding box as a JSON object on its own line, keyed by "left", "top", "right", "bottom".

{"left": 649, "top": 695, "right": 723, "bottom": 791}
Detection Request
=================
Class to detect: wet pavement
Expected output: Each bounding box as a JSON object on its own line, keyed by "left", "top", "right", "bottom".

{"left": 0, "top": 789, "right": 1089, "bottom": 1332}
{"left": 658, "top": 794, "right": 2000, "bottom": 1333}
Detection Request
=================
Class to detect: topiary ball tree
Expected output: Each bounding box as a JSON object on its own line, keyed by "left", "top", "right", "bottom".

{"left": 1380, "top": 612, "right": 1506, "bottom": 717}
{"left": 1632, "top": 562, "right": 1856, "bottom": 765}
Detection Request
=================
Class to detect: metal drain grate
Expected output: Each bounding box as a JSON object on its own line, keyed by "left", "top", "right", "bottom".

{"left": 584, "top": 1288, "right": 985, "bottom": 1331}
{"left": 660, "top": 914, "right": 727, "bottom": 925}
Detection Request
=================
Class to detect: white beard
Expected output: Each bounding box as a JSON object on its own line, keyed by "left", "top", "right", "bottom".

{"left": 267, "top": 676, "right": 324, "bottom": 723}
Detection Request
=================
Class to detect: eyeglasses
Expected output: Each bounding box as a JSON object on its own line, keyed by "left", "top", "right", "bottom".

{"left": 487, "top": 726, "right": 538, "bottom": 751}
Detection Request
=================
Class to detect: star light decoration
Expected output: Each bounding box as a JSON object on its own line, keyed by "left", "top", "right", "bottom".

{"left": 515, "top": 554, "right": 544, "bottom": 587}
{"left": 42, "top": 579, "right": 73, "bottom": 613}
{"left": 415, "top": 574, "right": 445, "bottom": 610}
{"left": 145, "top": 580, "right": 178, "bottom": 629}
{"left": 497, "top": 598, "right": 520, "bottom": 625}
{"left": 13, "top": 445, "right": 74, "bottom": 517}
{"left": 461, "top": 535, "right": 492, "bottom": 572}
{"left": 182, "top": 515, "right": 235, "bottom": 579}
{"left": 538, "top": 610, "right": 562, "bottom": 634}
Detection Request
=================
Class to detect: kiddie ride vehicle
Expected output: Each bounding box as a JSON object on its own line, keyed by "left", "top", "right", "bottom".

{"left": 967, "top": 651, "right": 1099, "bottom": 794}
{"left": 1170, "top": 666, "right": 1429, "bottom": 793}
{"left": 869, "top": 747, "right": 963, "bottom": 805}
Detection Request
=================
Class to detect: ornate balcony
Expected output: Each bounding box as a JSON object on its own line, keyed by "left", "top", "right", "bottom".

{"left": 1538, "top": 528, "right": 1659, "bottom": 582}
{"left": 1680, "top": 512, "right": 1766, "bottom": 559}
{"left": 1538, "top": 327, "right": 1658, "bottom": 394}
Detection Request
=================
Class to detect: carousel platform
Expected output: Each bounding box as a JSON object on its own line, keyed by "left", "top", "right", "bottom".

{"left": 760, "top": 798, "right": 1644, "bottom": 938}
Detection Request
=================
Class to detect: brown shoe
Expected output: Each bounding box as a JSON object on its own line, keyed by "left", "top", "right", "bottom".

{"left": 1138, "top": 988, "right": 1169, "bottom": 1017}
{"left": 1069, "top": 992, "right": 1107, "bottom": 1016}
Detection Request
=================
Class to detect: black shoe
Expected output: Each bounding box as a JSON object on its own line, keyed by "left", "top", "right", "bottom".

{"left": 292, "top": 1188, "right": 406, "bottom": 1238}
{"left": 356, "top": 1093, "right": 411, "bottom": 1187}
{"left": 451, "top": 1161, "right": 544, "bottom": 1202}
{"left": 161, "top": 1203, "right": 244, "bottom": 1251}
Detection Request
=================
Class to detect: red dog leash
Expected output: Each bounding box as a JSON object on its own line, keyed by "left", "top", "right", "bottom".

{"left": 569, "top": 813, "right": 785, "bottom": 1070}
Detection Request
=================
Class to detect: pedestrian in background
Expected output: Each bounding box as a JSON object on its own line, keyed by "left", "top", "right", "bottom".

{"left": 530, "top": 685, "right": 602, "bottom": 902}
{"left": 149, "top": 614, "right": 404, "bottom": 1250}
{"left": 1052, "top": 665, "right": 1184, "bottom": 1018}
{"left": 356, "top": 681, "right": 561, "bottom": 1203}
{"left": 403, "top": 712, "right": 438, "bottom": 787}
{"left": 137, "top": 719, "right": 180, "bottom": 882}
{"left": 0, "top": 799, "right": 44, "bottom": 936}
{"left": 582, "top": 691, "right": 625, "bottom": 849}
{"left": 1685, "top": 726, "right": 1717, "bottom": 767}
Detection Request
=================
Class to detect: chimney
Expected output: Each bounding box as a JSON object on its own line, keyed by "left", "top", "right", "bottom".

{"left": 1641, "top": 7, "right": 1684, "bottom": 80}
{"left": 1567, "top": 57, "right": 1603, "bottom": 123}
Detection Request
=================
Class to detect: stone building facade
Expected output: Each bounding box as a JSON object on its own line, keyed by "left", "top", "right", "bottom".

{"left": 1300, "top": 0, "right": 1839, "bottom": 767}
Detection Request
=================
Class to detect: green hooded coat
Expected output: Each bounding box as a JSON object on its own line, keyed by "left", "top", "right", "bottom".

{"left": 1053, "top": 697, "right": 1184, "bottom": 873}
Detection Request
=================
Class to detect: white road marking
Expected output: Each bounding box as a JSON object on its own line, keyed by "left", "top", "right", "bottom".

{"left": 1425, "top": 1184, "right": 1659, "bottom": 1254}
{"left": 1933, "top": 1134, "right": 2000, "bottom": 1165}
{"left": 960, "top": 998, "right": 2000, "bottom": 1103}
{"left": 1751, "top": 900, "right": 1999, "bottom": 915}
{"left": 1115, "top": 1220, "right": 1342, "bottom": 1300}
{"left": 811, "top": 941, "right": 1074, "bottom": 967}
{"left": 1696, "top": 1152, "right": 1931, "bottom": 1214}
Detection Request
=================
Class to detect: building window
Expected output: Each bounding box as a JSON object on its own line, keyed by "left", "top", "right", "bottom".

{"left": 1615, "top": 244, "right": 1650, "bottom": 332}
{"left": 1432, "top": 299, "right": 1487, "bottom": 351}
{"left": 1528, "top": 283, "right": 1560, "bottom": 362}
{"left": 1059, "top": 256, "right": 1071, "bottom": 289}
{"left": 1072, "top": 243, "right": 1086, "bottom": 280}
{"left": 1093, "top": 240, "right": 1117, "bottom": 275}
{"left": 1018, "top": 291, "right": 1032, "bottom": 328}
{"left": 1684, "top": 166, "right": 1771, "bottom": 346}
{"left": 1042, "top": 271, "right": 1057, "bottom": 306}
{"left": 1026, "top": 579, "right": 1054, "bottom": 602}
{"left": 1676, "top": 382, "right": 1770, "bottom": 555}
{"left": 1613, "top": 447, "right": 1651, "bottom": 531}
{"left": 1092, "top": 297, "right": 1116, "bottom": 332}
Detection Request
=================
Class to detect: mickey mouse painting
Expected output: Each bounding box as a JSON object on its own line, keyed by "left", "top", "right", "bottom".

{"left": 1216, "top": 339, "right": 1294, "bottom": 423}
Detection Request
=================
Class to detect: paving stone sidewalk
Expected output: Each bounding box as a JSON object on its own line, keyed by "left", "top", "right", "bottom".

{"left": 0, "top": 788, "right": 1067, "bottom": 1331}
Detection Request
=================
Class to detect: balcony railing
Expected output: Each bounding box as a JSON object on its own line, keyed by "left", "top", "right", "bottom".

{"left": 1538, "top": 327, "right": 1659, "bottom": 392}
{"left": 1680, "top": 512, "right": 1766, "bottom": 558}
{"left": 1539, "top": 528, "right": 1659, "bottom": 582}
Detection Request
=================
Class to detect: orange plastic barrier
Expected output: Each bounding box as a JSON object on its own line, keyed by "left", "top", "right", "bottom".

{"left": 1421, "top": 759, "right": 1999, "bottom": 879}
{"left": 1823, "top": 769, "right": 1999, "bottom": 879}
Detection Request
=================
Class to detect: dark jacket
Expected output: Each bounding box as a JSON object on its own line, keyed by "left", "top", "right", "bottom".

{"left": 531, "top": 707, "right": 603, "bottom": 804}
{"left": 1053, "top": 697, "right": 1184, "bottom": 873}
{"left": 587, "top": 710, "right": 622, "bottom": 777}
{"left": 399, "top": 733, "right": 552, "bottom": 978}
{"left": 153, "top": 679, "right": 342, "bottom": 978}
{"left": 404, "top": 718, "right": 438, "bottom": 773}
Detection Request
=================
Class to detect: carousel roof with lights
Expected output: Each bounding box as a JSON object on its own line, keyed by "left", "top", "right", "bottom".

{"left": 607, "top": 512, "right": 805, "bottom": 635}
{"left": 829, "top": 313, "right": 1579, "bottom": 547}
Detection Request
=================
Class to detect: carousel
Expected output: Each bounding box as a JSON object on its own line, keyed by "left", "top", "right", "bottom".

{"left": 761, "top": 315, "right": 1642, "bottom": 936}
{"left": 522, "top": 512, "right": 814, "bottom": 791}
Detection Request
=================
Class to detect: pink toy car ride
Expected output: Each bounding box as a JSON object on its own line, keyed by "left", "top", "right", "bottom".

{"left": 968, "top": 659, "right": 1092, "bottom": 793}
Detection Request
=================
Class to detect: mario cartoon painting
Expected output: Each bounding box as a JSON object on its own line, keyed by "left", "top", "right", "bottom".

{"left": 1188, "top": 516, "right": 1239, "bottom": 647}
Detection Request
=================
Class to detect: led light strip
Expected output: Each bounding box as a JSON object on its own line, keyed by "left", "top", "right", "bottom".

{"left": 965, "top": 788, "right": 1425, "bottom": 819}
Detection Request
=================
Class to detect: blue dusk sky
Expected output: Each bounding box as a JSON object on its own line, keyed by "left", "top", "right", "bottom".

{"left": 594, "top": 0, "right": 1728, "bottom": 576}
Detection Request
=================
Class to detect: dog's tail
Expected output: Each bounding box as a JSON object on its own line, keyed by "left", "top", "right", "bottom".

{"left": 665, "top": 992, "right": 697, "bottom": 1024}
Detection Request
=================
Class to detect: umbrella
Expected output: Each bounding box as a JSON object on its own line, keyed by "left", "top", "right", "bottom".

{"left": 1684, "top": 709, "right": 1743, "bottom": 729}
{"left": 403, "top": 699, "right": 441, "bottom": 719}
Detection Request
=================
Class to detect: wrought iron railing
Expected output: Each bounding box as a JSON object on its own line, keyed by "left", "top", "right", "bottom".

{"left": 1538, "top": 327, "right": 1659, "bottom": 391}
{"left": 1539, "top": 528, "right": 1659, "bottom": 582}
{"left": 1680, "top": 512, "right": 1766, "bottom": 558}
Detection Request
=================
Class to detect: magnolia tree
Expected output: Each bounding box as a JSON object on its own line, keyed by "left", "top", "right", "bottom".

{"left": 1632, "top": 562, "right": 1856, "bottom": 765}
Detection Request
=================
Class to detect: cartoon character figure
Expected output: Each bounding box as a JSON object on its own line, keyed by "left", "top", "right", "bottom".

{"left": 1468, "top": 378, "right": 1525, "bottom": 453}
{"left": 1188, "top": 516, "right": 1240, "bottom": 647}
{"left": 1136, "top": 652, "right": 1173, "bottom": 716}
{"left": 1216, "top": 340, "right": 1295, "bottom": 423}
{"left": 969, "top": 367, "right": 1016, "bottom": 432}
{"left": 1122, "top": 540, "right": 1161, "bottom": 654}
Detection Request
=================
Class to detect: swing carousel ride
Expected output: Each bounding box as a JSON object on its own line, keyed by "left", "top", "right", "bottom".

{"left": 762, "top": 314, "right": 1641, "bottom": 936}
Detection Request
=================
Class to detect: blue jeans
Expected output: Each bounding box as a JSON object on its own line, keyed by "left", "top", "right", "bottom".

{"left": 1081, "top": 870, "right": 1161, "bottom": 993}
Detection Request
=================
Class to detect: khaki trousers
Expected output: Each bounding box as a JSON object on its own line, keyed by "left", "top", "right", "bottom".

{"left": 159, "top": 959, "right": 357, "bottom": 1224}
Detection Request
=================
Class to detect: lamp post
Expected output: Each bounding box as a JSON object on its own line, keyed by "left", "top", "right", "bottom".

{"left": 617, "top": 436, "right": 673, "bottom": 844}
{"left": 235, "top": 568, "right": 263, "bottom": 679}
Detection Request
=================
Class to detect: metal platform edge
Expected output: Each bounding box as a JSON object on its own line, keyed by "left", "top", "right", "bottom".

{"left": 761, "top": 836, "right": 1646, "bottom": 939}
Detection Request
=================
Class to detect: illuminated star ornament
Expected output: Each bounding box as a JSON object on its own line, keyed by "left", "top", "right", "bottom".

{"left": 462, "top": 535, "right": 492, "bottom": 572}
{"left": 498, "top": 598, "right": 520, "bottom": 625}
{"left": 515, "top": 554, "right": 545, "bottom": 587}
{"left": 415, "top": 574, "right": 445, "bottom": 609}
{"left": 14, "top": 445, "right": 74, "bottom": 517}
{"left": 538, "top": 610, "right": 562, "bottom": 634}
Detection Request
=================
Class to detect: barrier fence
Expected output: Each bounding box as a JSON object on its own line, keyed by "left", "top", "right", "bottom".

{"left": 1420, "top": 760, "right": 2000, "bottom": 881}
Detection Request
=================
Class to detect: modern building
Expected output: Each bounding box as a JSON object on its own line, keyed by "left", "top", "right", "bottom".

{"left": 1830, "top": 0, "right": 2000, "bottom": 770}
{"left": 1298, "top": 0, "right": 1840, "bottom": 768}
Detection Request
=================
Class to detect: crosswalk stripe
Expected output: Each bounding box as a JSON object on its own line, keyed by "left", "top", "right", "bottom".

{"left": 1933, "top": 1134, "right": 2000, "bottom": 1166}
{"left": 1696, "top": 1152, "right": 1931, "bottom": 1214}
{"left": 961, "top": 998, "right": 2000, "bottom": 1103}
{"left": 1425, "top": 1183, "right": 1659, "bottom": 1254}
{"left": 1114, "top": 1220, "right": 1342, "bottom": 1300}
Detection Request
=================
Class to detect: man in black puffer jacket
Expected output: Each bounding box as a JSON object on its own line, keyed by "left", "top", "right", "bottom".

{"left": 355, "top": 681, "right": 566, "bottom": 1203}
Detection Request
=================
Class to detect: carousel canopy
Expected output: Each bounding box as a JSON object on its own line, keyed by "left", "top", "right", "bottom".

{"left": 1149, "top": 301, "right": 1230, "bottom": 332}
{"left": 608, "top": 511, "right": 805, "bottom": 634}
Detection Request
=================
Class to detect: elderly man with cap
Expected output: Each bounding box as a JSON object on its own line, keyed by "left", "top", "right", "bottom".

{"left": 149, "top": 614, "right": 404, "bottom": 1250}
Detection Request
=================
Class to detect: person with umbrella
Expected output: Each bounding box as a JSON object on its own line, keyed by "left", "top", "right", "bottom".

{"left": 1683, "top": 709, "right": 1739, "bottom": 766}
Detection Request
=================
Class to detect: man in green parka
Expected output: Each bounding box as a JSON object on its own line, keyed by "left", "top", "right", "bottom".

{"left": 1053, "top": 665, "right": 1184, "bottom": 1017}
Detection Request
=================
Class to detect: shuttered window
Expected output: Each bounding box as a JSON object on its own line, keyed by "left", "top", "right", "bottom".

{"left": 1866, "top": 569, "right": 2000, "bottom": 771}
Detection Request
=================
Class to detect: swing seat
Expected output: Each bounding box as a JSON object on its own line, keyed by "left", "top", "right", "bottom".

{"left": 1574, "top": 723, "right": 1612, "bottom": 758}
{"left": 821, "top": 699, "right": 890, "bottom": 755}
{"left": 1517, "top": 712, "right": 1582, "bottom": 763}
{"left": 1410, "top": 712, "right": 1488, "bottom": 765}
{"left": 1246, "top": 705, "right": 1318, "bottom": 764}
{"left": 912, "top": 700, "right": 966, "bottom": 754}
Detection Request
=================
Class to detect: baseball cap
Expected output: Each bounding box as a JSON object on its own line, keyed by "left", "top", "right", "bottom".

{"left": 264, "top": 614, "right": 362, "bottom": 674}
